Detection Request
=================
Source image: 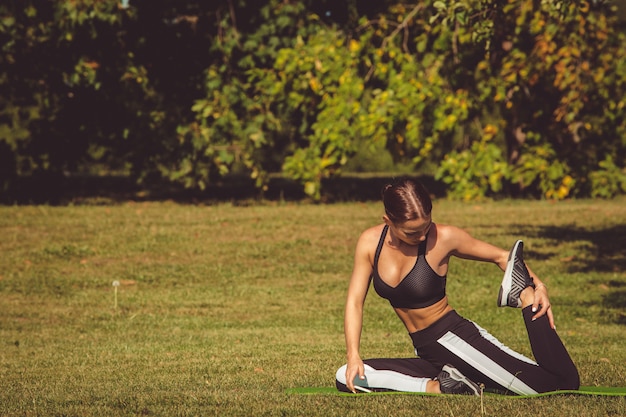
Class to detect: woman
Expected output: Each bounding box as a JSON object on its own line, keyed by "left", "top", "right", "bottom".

{"left": 336, "top": 178, "right": 579, "bottom": 395}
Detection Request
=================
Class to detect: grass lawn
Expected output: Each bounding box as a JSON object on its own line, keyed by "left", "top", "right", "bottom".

{"left": 1, "top": 198, "right": 625, "bottom": 416}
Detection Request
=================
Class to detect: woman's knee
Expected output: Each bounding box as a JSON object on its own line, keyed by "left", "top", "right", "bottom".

{"left": 335, "top": 364, "right": 351, "bottom": 392}
{"left": 561, "top": 369, "right": 580, "bottom": 391}
{"left": 335, "top": 364, "right": 348, "bottom": 384}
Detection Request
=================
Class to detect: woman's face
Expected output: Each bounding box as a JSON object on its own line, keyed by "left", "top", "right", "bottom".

{"left": 387, "top": 216, "right": 432, "bottom": 246}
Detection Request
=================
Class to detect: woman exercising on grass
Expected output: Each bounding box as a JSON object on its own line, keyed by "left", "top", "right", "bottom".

{"left": 336, "top": 178, "right": 579, "bottom": 395}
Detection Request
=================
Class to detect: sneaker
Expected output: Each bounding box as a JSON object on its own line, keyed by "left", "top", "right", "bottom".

{"left": 437, "top": 365, "right": 480, "bottom": 396}
{"left": 497, "top": 240, "right": 534, "bottom": 308}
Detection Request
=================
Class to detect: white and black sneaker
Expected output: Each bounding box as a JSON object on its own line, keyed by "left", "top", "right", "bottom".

{"left": 437, "top": 365, "right": 480, "bottom": 396}
{"left": 498, "top": 240, "right": 534, "bottom": 308}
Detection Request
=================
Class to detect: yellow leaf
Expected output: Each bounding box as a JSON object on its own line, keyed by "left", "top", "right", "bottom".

{"left": 349, "top": 39, "right": 359, "bottom": 53}
{"left": 309, "top": 77, "right": 322, "bottom": 93}
{"left": 304, "top": 181, "right": 317, "bottom": 196}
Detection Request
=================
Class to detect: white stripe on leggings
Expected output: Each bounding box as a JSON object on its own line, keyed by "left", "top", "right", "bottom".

{"left": 336, "top": 364, "right": 429, "bottom": 392}
{"left": 472, "top": 322, "right": 537, "bottom": 366}
{"left": 437, "top": 331, "right": 538, "bottom": 395}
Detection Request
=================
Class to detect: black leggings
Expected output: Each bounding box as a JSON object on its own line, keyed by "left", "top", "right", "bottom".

{"left": 336, "top": 307, "right": 579, "bottom": 394}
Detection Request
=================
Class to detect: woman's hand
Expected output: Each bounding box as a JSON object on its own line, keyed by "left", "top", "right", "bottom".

{"left": 531, "top": 284, "right": 555, "bottom": 329}
{"left": 345, "top": 356, "right": 366, "bottom": 393}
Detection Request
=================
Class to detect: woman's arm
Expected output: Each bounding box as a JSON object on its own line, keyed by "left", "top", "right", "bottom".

{"left": 439, "top": 224, "right": 554, "bottom": 328}
{"left": 343, "top": 229, "right": 376, "bottom": 393}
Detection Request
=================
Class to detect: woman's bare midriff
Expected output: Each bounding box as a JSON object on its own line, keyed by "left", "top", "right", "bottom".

{"left": 393, "top": 296, "right": 453, "bottom": 333}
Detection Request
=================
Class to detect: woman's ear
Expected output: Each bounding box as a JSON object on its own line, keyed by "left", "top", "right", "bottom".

{"left": 382, "top": 215, "right": 392, "bottom": 226}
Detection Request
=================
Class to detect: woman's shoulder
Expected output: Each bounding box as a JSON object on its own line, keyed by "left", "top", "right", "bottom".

{"left": 357, "top": 223, "right": 386, "bottom": 247}
{"left": 360, "top": 223, "right": 386, "bottom": 239}
{"left": 431, "top": 223, "right": 471, "bottom": 248}
{"left": 353, "top": 224, "right": 386, "bottom": 263}
{"left": 433, "top": 223, "right": 468, "bottom": 236}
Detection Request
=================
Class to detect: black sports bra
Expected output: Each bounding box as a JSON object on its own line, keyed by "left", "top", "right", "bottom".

{"left": 371, "top": 225, "right": 447, "bottom": 309}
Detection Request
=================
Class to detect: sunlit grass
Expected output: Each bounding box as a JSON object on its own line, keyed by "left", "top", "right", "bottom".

{"left": 1, "top": 198, "right": 625, "bottom": 416}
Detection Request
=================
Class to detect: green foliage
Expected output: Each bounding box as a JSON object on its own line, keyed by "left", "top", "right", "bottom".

{"left": 188, "top": 0, "right": 626, "bottom": 200}
{"left": 276, "top": 30, "right": 365, "bottom": 199}
{"left": 172, "top": 0, "right": 315, "bottom": 192}
{"left": 513, "top": 142, "right": 575, "bottom": 200}
{"left": 0, "top": 0, "right": 132, "bottom": 178}
{"left": 401, "top": 0, "right": 626, "bottom": 200}
{"left": 0, "top": 0, "right": 215, "bottom": 185}
{"left": 486, "top": 0, "right": 626, "bottom": 200}
{"left": 589, "top": 155, "right": 626, "bottom": 198}
{"left": 436, "top": 125, "right": 510, "bottom": 200}
{"left": 1, "top": 0, "right": 625, "bottom": 200}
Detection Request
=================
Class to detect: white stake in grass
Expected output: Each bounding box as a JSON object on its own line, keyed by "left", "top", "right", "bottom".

{"left": 112, "top": 281, "right": 120, "bottom": 309}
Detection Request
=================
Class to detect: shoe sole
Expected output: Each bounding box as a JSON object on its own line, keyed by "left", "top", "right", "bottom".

{"left": 442, "top": 365, "right": 480, "bottom": 396}
{"left": 498, "top": 240, "right": 523, "bottom": 307}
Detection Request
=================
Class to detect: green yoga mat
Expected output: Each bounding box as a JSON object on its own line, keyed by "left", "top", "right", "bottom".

{"left": 287, "top": 386, "right": 626, "bottom": 398}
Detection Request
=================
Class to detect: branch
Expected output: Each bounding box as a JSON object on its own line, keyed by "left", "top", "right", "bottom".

{"left": 364, "top": 3, "right": 424, "bottom": 82}
{"left": 382, "top": 3, "right": 423, "bottom": 52}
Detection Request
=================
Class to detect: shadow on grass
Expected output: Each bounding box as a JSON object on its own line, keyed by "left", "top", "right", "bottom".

{"left": 512, "top": 223, "right": 626, "bottom": 325}
{"left": 552, "top": 224, "right": 626, "bottom": 275}
{"left": 602, "top": 289, "right": 626, "bottom": 324}
{"left": 508, "top": 224, "right": 626, "bottom": 274}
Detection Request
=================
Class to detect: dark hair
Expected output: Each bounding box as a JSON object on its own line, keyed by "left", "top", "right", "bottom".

{"left": 382, "top": 178, "right": 432, "bottom": 223}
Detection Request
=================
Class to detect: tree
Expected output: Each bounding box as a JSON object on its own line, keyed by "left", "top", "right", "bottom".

{"left": 1, "top": 0, "right": 221, "bottom": 188}
{"left": 181, "top": 0, "right": 626, "bottom": 199}
{"left": 2, "top": 0, "right": 625, "bottom": 200}
{"left": 433, "top": 0, "right": 626, "bottom": 199}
